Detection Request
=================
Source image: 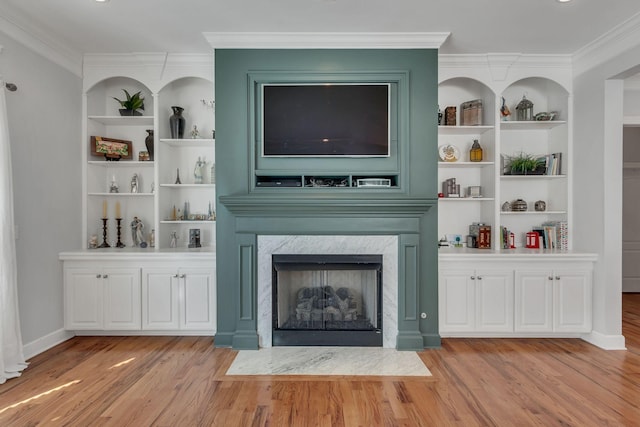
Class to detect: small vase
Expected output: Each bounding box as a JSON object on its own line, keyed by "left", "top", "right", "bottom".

{"left": 145, "top": 129, "right": 154, "bottom": 160}
{"left": 169, "top": 106, "right": 185, "bottom": 139}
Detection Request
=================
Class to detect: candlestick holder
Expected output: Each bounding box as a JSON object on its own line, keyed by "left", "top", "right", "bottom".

{"left": 98, "top": 218, "right": 110, "bottom": 248}
{"left": 115, "top": 218, "right": 125, "bottom": 248}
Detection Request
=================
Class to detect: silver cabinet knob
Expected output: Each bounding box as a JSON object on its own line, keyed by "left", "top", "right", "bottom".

{"left": 96, "top": 274, "right": 102, "bottom": 278}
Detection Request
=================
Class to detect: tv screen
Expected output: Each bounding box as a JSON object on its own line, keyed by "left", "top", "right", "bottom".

{"left": 262, "top": 83, "right": 390, "bottom": 157}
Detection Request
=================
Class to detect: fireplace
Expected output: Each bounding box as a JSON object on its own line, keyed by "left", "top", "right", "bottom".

{"left": 272, "top": 254, "right": 383, "bottom": 346}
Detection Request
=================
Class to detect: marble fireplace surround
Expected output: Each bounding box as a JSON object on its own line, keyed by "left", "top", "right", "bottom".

{"left": 257, "top": 235, "right": 398, "bottom": 348}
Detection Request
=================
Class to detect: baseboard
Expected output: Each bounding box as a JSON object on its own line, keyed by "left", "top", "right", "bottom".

{"left": 581, "top": 331, "right": 627, "bottom": 350}
{"left": 23, "top": 329, "right": 75, "bottom": 360}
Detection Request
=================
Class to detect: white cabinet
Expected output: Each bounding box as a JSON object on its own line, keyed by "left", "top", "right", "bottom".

{"left": 61, "top": 252, "right": 216, "bottom": 334}
{"left": 475, "top": 270, "right": 514, "bottom": 332}
{"left": 514, "top": 270, "right": 553, "bottom": 332}
{"left": 439, "top": 268, "right": 513, "bottom": 333}
{"left": 515, "top": 269, "right": 591, "bottom": 333}
{"left": 439, "top": 254, "right": 595, "bottom": 337}
{"left": 553, "top": 269, "right": 592, "bottom": 332}
{"left": 64, "top": 266, "right": 140, "bottom": 330}
{"left": 439, "top": 269, "right": 475, "bottom": 332}
{"left": 142, "top": 266, "right": 216, "bottom": 331}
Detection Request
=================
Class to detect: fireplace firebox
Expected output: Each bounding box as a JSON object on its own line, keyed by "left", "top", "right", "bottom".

{"left": 272, "top": 254, "right": 383, "bottom": 346}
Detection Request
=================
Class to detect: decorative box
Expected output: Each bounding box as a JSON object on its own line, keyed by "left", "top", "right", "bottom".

{"left": 444, "top": 106, "right": 457, "bottom": 126}
{"left": 460, "top": 99, "right": 483, "bottom": 126}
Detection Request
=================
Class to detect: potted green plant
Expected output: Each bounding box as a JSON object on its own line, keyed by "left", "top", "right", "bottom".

{"left": 113, "top": 89, "right": 145, "bottom": 116}
{"left": 506, "top": 152, "right": 546, "bottom": 175}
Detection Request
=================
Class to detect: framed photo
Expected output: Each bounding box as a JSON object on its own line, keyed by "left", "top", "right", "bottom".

{"left": 446, "top": 234, "right": 464, "bottom": 247}
{"left": 90, "top": 136, "right": 133, "bottom": 160}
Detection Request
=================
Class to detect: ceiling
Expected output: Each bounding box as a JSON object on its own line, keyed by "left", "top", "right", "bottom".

{"left": 1, "top": 0, "right": 640, "bottom": 57}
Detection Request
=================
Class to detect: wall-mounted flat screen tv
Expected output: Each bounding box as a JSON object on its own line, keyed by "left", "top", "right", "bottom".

{"left": 262, "top": 83, "right": 390, "bottom": 157}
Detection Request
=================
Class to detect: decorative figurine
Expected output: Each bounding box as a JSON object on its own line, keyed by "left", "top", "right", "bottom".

{"left": 149, "top": 229, "right": 155, "bottom": 248}
{"left": 169, "top": 231, "right": 178, "bottom": 248}
{"left": 88, "top": 235, "right": 98, "bottom": 249}
{"left": 500, "top": 96, "right": 511, "bottom": 121}
{"left": 175, "top": 168, "right": 181, "bottom": 184}
{"left": 194, "top": 157, "right": 205, "bottom": 184}
{"left": 188, "top": 228, "right": 201, "bottom": 248}
{"left": 191, "top": 125, "right": 199, "bottom": 139}
{"left": 131, "top": 216, "right": 145, "bottom": 247}
{"left": 109, "top": 175, "right": 119, "bottom": 193}
{"left": 131, "top": 173, "right": 139, "bottom": 193}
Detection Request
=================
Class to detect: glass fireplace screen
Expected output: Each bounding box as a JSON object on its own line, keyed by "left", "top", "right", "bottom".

{"left": 272, "top": 254, "right": 382, "bottom": 333}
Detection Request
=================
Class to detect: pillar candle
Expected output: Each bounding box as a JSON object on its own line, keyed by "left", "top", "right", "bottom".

{"left": 102, "top": 200, "right": 107, "bottom": 218}
{"left": 115, "top": 201, "right": 121, "bottom": 218}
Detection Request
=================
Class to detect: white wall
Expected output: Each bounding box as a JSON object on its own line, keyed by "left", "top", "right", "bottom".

{"left": 574, "top": 44, "right": 640, "bottom": 348}
{"left": 0, "top": 33, "right": 82, "bottom": 348}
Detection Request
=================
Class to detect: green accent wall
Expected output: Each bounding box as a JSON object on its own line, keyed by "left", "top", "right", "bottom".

{"left": 215, "top": 49, "right": 439, "bottom": 349}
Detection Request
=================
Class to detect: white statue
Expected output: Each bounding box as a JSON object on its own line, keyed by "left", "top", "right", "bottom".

{"left": 131, "top": 173, "right": 139, "bottom": 193}
{"left": 169, "top": 231, "right": 178, "bottom": 248}
{"left": 131, "top": 216, "right": 145, "bottom": 247}
{"left": 194, "top": 156, "right": 205, "bottom": 184}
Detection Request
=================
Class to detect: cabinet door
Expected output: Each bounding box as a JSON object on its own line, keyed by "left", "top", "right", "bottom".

{"left": 475, "top": 270, "right": 514, "bottom": 332}
{"left": 65, "top": 268, "right": 103, "bottom": 330}
{"left": 554, "top": 269, "right": 592, "bottom": 333}
{"left": 180, "top": 268, "right": 216, "bottom": 331}
{"left": 439, "top": 269, "right": 475, "bottom": 332}
{"left": 142, "top": 268, "right": 180, "bottom": 330}
{"left": 103, "top": 268, "right": 141, "bottom": 330}
{"left": 515, "top": 270, "right": 553, "bottom": 332}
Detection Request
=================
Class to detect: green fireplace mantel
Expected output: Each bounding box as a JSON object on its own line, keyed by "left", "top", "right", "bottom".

{"left": 214, "top": 48, "right": 439, "bottom": 350}
{"left": 219, "top": 194, "right": 436, "bottom": 215}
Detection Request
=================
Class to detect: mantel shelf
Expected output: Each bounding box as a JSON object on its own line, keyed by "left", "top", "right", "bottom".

{"left": 88, "top": 115, "right": 154, "bottom": 126}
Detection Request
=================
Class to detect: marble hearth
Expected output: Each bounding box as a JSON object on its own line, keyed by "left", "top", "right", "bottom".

{"left": 257, "top": 235, "right": 398, "bottom": 348}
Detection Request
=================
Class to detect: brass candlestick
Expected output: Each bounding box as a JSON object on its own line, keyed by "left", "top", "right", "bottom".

{"left": 115, "top": 218, "right": 125, "bottom": 248}
{"left": 98, "top": 218, "right": 110, "bottom": 248}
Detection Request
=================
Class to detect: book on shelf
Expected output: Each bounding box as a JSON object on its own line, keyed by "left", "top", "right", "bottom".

{"left": 533, "top": 220, "right": 568, "bottom": 250}
{"left": 537, "top": 152, "right": 563, "bottom": 175}
{"left": 499, "top": 226, "right": 515, "bottom": 249}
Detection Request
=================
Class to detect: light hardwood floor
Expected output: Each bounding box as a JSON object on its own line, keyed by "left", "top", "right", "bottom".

{"left": 1, "top": 294, "right": 639, "bottom": 426}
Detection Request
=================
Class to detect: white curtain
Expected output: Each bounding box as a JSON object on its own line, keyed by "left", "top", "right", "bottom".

{"left": 0, "top": 79, "right": 27, "bottom": 383}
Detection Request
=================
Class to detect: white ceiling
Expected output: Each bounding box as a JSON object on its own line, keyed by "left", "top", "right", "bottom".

{"left": 1, "top": 0, "right": 640, "bottom": 58}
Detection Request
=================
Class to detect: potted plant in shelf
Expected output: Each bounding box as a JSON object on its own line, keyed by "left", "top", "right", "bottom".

{"left": 505, "top": 152, "right": 546, "bottom": 175}
{"left": 113, "top": 89, "right": 145, "bottom": 116}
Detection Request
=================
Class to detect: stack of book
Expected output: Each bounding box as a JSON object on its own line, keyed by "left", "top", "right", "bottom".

{"left": 538, "top": 152, "right": 563, "bottom": 175}
{"left": 532, "top": 220, "right": 568, "bottom": 250}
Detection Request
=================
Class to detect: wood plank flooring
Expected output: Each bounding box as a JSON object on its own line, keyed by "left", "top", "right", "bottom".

{"left": 1, "top": 294, "right": 639, "bottom": 426}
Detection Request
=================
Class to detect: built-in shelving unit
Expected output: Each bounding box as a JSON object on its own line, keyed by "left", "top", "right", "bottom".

{"left": 438, "top": 75, "right": 571, "bottom": 250}
{"left": 82, "top": 63, "right": 216, "bottom": 251}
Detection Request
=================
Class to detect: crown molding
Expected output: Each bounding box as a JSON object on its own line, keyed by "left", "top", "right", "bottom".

{"left": 0, "top": 14, "right": 82, "bottom": 76}
{"left": 573, "top": 12, "right": 640, "bottom": 77}
{"left": 204, "top": 32, "right": 450, "bottom": 49}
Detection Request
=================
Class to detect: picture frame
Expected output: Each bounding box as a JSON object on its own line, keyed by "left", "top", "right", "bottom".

{"left": 90, "top": 136, "right": 133, "bottom": 160}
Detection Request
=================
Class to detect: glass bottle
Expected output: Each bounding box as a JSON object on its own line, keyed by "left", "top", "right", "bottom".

{"left": 470, "top": 139, "right": 483, "bottom": 162}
